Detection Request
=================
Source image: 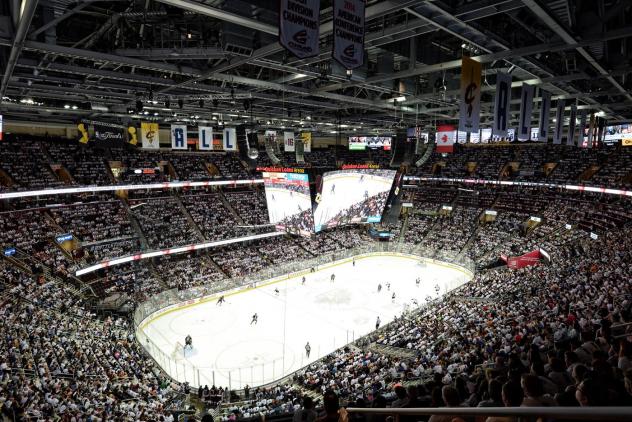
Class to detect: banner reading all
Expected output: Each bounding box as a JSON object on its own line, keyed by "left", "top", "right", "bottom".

{"left": 538, "top": 90, "right": 551, "bottom": 142}
{"left": 492, "top": 73, "right": 512, "bottom": 138}
{"left": 198, "top": 126, "right": 213, "bottom": 150}
{"left": 566, "top": 104, "right": 577, "bottom": 146}
{"left": 332, "top": 0, "right": 365, "bottom": 70}
{"left": 141, "top": 122, "right": 160, "bottom": 149}
{"left": 171, "top": 124, "right": 187, "bottom": 150}
{"left": 553, "top": 100, "right": 565, "bottom": 144}
{"left": 284, "top": 131, "right": 295, "bottom": 152}
{"left": 279, "top": 0, "right": 320, "bottom": 59}
{"left": 459, "top": 56, "right": 482, "bottom": 133}
{"left": 223, "top": 127, "right": 237, "bottom": 151}
{"left": 517, "top": 84, "right": 535, "bottom": 141}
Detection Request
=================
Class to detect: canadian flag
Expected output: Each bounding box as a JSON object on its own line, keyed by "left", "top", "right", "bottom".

{"left": 436, "top": 124, "right": 455, "bottom": 153}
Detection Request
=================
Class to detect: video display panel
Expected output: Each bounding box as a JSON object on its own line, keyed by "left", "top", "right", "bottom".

{"left": 262, "top": 172, "right": 314, "bottom": 236}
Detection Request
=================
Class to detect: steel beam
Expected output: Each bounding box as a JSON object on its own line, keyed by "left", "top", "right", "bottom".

{"left": 0, "top": 0, "right": 39, "bottom": 101}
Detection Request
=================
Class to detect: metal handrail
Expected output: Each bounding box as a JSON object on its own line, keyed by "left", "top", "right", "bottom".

{"left": 345, "top": 406, "right": 632, "bottom": 421}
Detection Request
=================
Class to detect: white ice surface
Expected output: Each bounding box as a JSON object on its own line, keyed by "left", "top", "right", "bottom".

{"left": 139, "top": 255, "right": 471, "bottom": 389}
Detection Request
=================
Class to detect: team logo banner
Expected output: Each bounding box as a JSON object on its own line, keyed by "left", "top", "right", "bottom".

{"left": 198, "top": 126, "right": 213, "bottom": 150}
{"left": 538, "top": 90, "right": 551, "bottom": 142}
{"left": 141, "top": 122, "right": 160, "bottom": 149}
{"left": 459, "top": 56, "right": 482, "bottom": 133}
{"left": 517, "top": 84, "right": 535, "bottom": 141}
{"left": 436, "top": 125, "right": 455, "bottom": 153}
{"left": 279, "top": 0, "right": 320, "bottom": 59}
{"left": 566, "top": 104, "right": 577, "bottom": 146}
{"left": 171, "top": 124, "right": 187, "bottom": 150}
{"left": 492, "top": 73, "right": 512, "bottom": 137}
{"left": 223, "top": 127, "right": 237, "bottom": 151}
{"left": 299, "top": 131, "right": 312, "bottom": 152}
{"left": 94, "top": 124, "right": 125, "bottom": 146}
{"left": 284, "top": 131, "right": 295, "bottom": 152}
{"left": 553, "top": 99, "right": 565, "bottom": 144}
{"left": 332, "top": 0, "right": 365, "bottom": 70}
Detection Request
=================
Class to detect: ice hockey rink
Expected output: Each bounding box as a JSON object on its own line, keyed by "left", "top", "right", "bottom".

{"left": 314, "top": 171, "right": 395, "bottom": 231}
{"left": 138, "top": 254, "right": 472, "bottom": 389}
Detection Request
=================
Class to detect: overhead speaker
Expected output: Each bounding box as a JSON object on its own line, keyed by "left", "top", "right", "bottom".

{"left": 389, "top": 128, "right": 415, "bottom": 167}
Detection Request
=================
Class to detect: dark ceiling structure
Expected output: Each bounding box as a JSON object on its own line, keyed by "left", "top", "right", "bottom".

{"left": 0, "top": 0, "right": 631, "bottom": 134}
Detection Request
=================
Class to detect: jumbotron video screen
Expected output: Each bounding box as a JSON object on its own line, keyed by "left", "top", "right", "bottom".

{"left": 262, "top": 172, "right": 314, "bottom": 236}
{"left": 313, "top": 169, "right": 396, "bottom": 232}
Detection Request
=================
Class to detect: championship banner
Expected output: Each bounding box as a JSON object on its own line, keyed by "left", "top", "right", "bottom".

{"left": 223, "top": 127, "right": 237, "bottom": 151}
{"left": 538, "top": 90, "right": 551, "bottom": 142}
{"left": 578, "top": 109, "right": 587, "bottom": 147}
{"left": 279, "top": 0, "right": 320, "bottom": 59}
{"left": 587, "top": 113, "right": 595, "bottom": 149}
{"left": 171, "top": 124, "right": 187, "bottom": 150}
{"left": 436, "top": 125, "right": 455, "bottom": 153}
{"left": 517, "top": 84, "right": 535, "bottom": 141}
{"left": 77, "top": 123, "right": 89, "bottom": 144}
{"left": 94, "top": 124, "right": 125, "bottom": 146}
{"left": 459, "top": 56, "right": 482, "bottom": 133}
{"left": 332, "top": 0, "right": 365, "bottom": 70}
{"left": 284, "top": 131, "right": 295, "bottom": 152}
{"left": 128, "top": 126, "right": 138, "bottom": 146}
{"left": 141, "top": 122, "right": 160, "bottom": 149}
{"left": 553, "top": 99, "right": 565, "bottom": 144}
{"left": 299, "top": 131, "right": 311, "bottom": 152}
{"left": 198, "top": 126, "right": 213, "bottom": 151}
{"left": 566, "top": 104, "right": 577, "bottom": 146}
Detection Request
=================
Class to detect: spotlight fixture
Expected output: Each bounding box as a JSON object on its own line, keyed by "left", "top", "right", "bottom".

{"left": 64, "top": 104, "right": 70, "bottom": 109}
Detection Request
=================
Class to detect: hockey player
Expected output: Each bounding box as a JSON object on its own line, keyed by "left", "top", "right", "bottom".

{"left": 305, "top": 342, "right": 311, "bottom": 358}
{"left": 330, "top": 273, "right": 335, "bottom": 282}
{"left": 185, "top": 334, "right": 193, "bottom": 350}
{"left": 375, "top": 316, "right": 381, "bottom": 330}
{"left": 364, "top": 190, "right": 369, "bottom": 200}
{"left": 216, "top": 295, "right": 225, "bottom": 305}
{"left": 352, "top": 258, "right": 356, "bottom": 267}
{"left": 250, "top": 313, "right": 258, "bottom": 325}
{"left": 302, "top": 276, "right": 306, "bottom": 285}
{"left": 330, "top": 184, "right": 336, "bottom": 194}
{"left": 377, "top": 283, "right": 382, "bottom": 293}
{"left": 415, "top": 277, "right": 420, "bottom": 287}
{"left": 359, "top": 174, "right": 365, "bottom": 183}
{"left": 274, "top": 287, "right": 280, "bottom": 296}
{"left": 386, "top": 282, "right": 391, "bottom": 291}
{"left": 392, "top": 292, "right": 396, "bottom": 302}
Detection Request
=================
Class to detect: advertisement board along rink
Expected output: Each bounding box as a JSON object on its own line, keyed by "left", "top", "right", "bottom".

{"left": 138, "top": 254, "right": 472, "bottom": 389}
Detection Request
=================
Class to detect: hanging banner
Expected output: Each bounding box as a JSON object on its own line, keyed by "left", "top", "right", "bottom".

{"left": 517, "top": 84, "right": 535, "bottom": 141}
{"left": 587, "top": 113, "right": 595, "bottom": 149}
{"left": 199, "top": 126, "right": 213, "bottom": 151}
{"left": 538, "top": 90, "right": 551, "bottom": 142}
{"left": 94, "top": 124, "right": 125, "bottom": 147}
{"left": 279, "top": 0, "right": 320, "bottom": 59}
{"left": 284, "top": 131, "right": 296, "bottom": 152}
{"left": 223, "top": 127, "right": 237, "bottom": 151}
{"left": 0, "top": 114, "right": 3, "bottom": 141}
{"left": 566, "top": 104, "right": 577, "bottom": 146}
{"left": 332, "top": 0, "right": 365, "bottom": 70}
{"left": 141, "top": 122, "right": 160, "bottom": 149}
{"left": 128, "top": 126, "right": 138, "bottom": 146}
{"left": 170, "top": 124, "right": 187, "bottom": 150}
{"left": 492, "top": 73, "right": 511, "bottom": 138}
{"left": 77, "top": 123, "right": 89, "bottom": 144}
{"left": 597, "top": 117, "right": 606, "bottom": 146}
{"left": 299, "top": 131, "right": 312, "bottom": 152}
{"left": 578, "top": 109, "right": 587, "bottom": 147}
{"left": 459, "top": 56, "right": 482, "bottom": 133}
{"left": 436, "top": 125, "right": 455, "bottom": 153}
{"left": 553, "top": 99, "right": 565, "bottom": 144}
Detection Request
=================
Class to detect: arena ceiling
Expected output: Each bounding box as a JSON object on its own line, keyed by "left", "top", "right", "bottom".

{"left": 0, "top": 0, "right": 631, "bottom": 133}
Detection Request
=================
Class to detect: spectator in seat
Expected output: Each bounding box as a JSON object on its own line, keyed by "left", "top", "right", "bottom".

{"left": 478, "top": 379, "right": 503, "bottom": 408}
{"left": 294, "top": 396, "right": 318, "bottom": 422}
{"left": 391, "top": 385, "right": 409, "bottom": 408}
{"left": 520, "top": 374, "right": 556, "bottom": 407}
{"left": 428, "top": 386, "right": 464, "bottom": 422}
{"left": 485, "top": 381, "right": 523, "bottom": 422}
